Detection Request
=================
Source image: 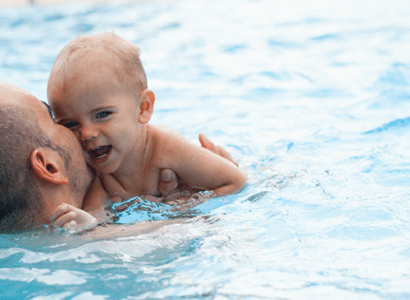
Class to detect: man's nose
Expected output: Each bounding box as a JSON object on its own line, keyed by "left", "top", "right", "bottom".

{"left": 79, "top": 125, "right": 99, "bottom": 141}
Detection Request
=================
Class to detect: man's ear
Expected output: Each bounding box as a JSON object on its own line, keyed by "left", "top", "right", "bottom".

{"left": 138, "top": 89, "right": 155, "bottom": 124}
{"left": 30, "top": 148, "right": 69, "bottom": 185}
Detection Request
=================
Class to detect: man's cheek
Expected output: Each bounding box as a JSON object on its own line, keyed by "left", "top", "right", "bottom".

{"left": 83, "top": 151, "right": 91, "bottom": 164}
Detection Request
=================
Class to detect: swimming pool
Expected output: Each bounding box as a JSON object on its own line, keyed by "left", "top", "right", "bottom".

{"left": 1, "top": 0, "right": 410, "bottom": 299}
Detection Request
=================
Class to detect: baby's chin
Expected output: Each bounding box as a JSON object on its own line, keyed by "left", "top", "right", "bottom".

{"left": 86, "top": 159, "right": 117, "bottom": 175}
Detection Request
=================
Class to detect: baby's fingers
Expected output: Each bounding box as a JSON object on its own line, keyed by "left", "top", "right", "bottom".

{"left": 53, "top": 211, "right": 77, "bottom": 228}
{"left": 50, "top": 204, "right": 69, "bottom": 223}
{"left": 62, "top": 220, "right": 77, "bottom": 229}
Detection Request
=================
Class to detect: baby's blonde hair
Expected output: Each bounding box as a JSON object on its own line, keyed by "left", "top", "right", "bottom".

{"left": 48, "top": 32, "right": 147, "bottom": 97}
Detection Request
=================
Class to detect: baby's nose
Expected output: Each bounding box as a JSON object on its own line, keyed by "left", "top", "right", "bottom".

{"left": 79, "top": 126, "right": 99, "bottom": 141}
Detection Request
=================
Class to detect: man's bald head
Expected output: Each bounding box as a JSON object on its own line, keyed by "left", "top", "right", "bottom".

{"left": 0, "top": 104, "right": 47, "bottom": 230}
{"left": 0, "top": 83, "right": 74, "bottom": 231}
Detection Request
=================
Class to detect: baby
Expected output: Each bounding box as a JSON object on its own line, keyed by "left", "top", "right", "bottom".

{"left": 47, "top": 32, "right": 247, "bottom": 228}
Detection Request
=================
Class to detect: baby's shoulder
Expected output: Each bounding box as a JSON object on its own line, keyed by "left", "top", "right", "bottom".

{"left": 148, "top": 124, "right": 189, "bottom": 155}
{"left": 149, "top": 123, "right": 178, "bottom": 135}
{"left": 148, "top": 124, "right": 185, "bottom": 143}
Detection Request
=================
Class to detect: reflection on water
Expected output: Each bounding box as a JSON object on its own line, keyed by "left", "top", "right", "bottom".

{"left": 1, "top": 0, "right": 410, "bottom": 299}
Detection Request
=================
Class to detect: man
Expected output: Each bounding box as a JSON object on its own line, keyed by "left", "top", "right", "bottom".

{"left": 0, "top": 82, "right": 94, "bottom": 231}
{"left": 0, "top": 82, "right": 236, "bottom": 233}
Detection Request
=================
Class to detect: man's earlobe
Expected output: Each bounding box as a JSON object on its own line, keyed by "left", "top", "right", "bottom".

{"left": 30, "top": 149, "right": 69, "bottom": 185}
{"left": 139, "top": 89, "right": 155, "bottom": 124}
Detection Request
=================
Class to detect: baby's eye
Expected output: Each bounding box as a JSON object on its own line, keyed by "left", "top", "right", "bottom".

{"left": 96, "top": 111, "right": 112, "bottom": 119}
{"left": 61, "top": 121, "right": 79, "bottom": 129}
{"left": 41, "top": 101, "right": 54, "bottom": 119}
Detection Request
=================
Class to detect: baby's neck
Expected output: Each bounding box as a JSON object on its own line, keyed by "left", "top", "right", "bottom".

{"left": 102, "top": 124, "right": 155, "bottom": 196}
{"left": 117, "top": 123, "right": 151, "bottom": 175}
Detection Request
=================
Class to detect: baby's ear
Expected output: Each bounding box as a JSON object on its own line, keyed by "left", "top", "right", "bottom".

{"left": 139, "top": 89, "right": 155, "bottom": 124}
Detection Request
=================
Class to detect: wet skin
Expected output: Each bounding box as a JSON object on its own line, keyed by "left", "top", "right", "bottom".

{"left": 0, "top": 83, "right": 93, "bottom": 224}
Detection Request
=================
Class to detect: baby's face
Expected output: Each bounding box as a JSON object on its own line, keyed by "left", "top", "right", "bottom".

{"left": 48, "top": 58, "right": 144, "bottom": 175}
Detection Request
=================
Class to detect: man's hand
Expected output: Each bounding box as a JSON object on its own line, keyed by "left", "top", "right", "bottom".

{"left": 198, "top": 132, "right": 238, "bottom": 166}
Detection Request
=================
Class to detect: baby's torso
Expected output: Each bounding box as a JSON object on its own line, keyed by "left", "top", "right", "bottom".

{"left": 99, "top": 168, "right": 161, "bottom": 201}
{"left": 99, "top": 124, "right": 172, "bottom": 201}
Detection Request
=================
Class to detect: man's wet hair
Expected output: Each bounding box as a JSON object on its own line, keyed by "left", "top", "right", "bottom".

{"left": 0, "top": 105, "right": 70, "bottom": 231}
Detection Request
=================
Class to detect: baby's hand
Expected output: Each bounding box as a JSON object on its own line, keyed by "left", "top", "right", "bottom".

{"left": 50, "top": 203, "right": 98, "bottom": 231}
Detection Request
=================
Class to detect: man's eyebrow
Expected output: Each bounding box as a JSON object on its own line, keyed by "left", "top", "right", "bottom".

{"left": 41, "top": 101, "right": 54, "bottom": 118}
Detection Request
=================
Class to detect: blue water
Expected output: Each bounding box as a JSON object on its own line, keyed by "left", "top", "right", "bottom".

{"left": 2, "top": 0, "right": 410, "bottom": 299}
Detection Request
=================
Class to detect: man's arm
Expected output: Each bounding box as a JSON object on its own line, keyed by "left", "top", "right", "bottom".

{"left": 79, "top": 219, "right": 184, "bottom": 241}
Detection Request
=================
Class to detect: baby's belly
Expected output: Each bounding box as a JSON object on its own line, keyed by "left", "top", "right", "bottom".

{"left": 100, "top": 171, "right": 161, "bottom": 199}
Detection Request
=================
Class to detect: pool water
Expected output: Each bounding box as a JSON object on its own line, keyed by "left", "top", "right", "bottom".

{"left": 1, "top": 0, "right": 410, "bottom": 299}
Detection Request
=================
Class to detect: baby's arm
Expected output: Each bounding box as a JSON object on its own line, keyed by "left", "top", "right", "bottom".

{"left": 81, "top": 176, "right": 111, "bottom": 215}
{"left": 198, "top": 133, "right": 238, "bottom": 166}
{"left": 50, "top": 203, "right": 98, "bottom": 230}
{"left": 157, "top": 127, "right": 247, "bottom": 196}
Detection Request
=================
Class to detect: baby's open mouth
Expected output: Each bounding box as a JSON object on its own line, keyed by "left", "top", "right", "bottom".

{"left": 89, "top": 145, "right": 112, "bottom": 159}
